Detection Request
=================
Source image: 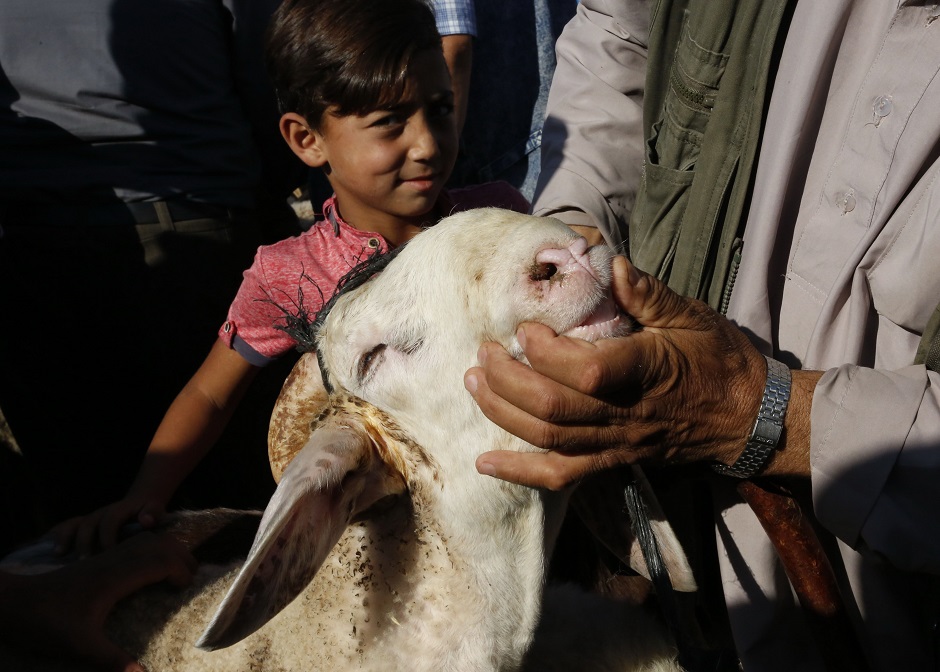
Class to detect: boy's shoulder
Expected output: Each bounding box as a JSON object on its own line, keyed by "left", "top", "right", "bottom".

{"left": 447, "top": 181, "right": 530, "bottom": 215}
{"left": 253, "top": 219, "right": 374, "bottom": 282}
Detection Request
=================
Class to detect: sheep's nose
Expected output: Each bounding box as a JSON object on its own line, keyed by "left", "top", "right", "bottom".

{"left": 531, "top": 237, "right": 597, "bottom": 281}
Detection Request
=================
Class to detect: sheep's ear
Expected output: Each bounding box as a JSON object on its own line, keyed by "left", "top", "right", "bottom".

{"left": 268, "top": 352, "right": 330, "bottom": 483}
{"left": 197, "top": 410, "right": 406, "bottom": 651}
{"left": 571, "top": 465, "right": 697, "bottom": 592}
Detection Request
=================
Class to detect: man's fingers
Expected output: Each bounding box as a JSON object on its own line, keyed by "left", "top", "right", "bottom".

{"left": 75, "top": 516, "right": 102, "bottom": 558}
{"left": 99, "top": 513, "right": 124, "bottom": 553}
{"left": 478, "top": 335, "right": 632, "bottom": 417}
{"left": 475, "top": 450, "right": 598, "bottom": 491}
{"left": 137, "top": 502, "right": 163, "bottom": 530}
{"left": 465, "top": 363, "right": 568, "bottom": 448}
{"left": 519, "top": 323, "right": 644, "bottom": 396}
{"left": 49, "top": 517, "right": 80, "bottom": 555}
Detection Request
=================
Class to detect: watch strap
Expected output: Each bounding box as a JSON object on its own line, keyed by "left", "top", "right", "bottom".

{"left": 713, "top": 356, "right": 791, "bottom": 479}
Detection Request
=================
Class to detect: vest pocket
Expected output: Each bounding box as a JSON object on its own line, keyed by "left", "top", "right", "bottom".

{"left": 653, "top": 17, "right": 728, "bottom": 171}
{"left": 630, "top": 130, "right": 694, "bottom": 278}
{"left": 630, "top": 13, "right": 731, "bottom": 283}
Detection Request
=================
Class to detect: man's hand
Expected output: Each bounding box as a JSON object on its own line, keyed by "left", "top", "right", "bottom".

{"left": 464, "top": 256, "right": 766, "bottom": 490}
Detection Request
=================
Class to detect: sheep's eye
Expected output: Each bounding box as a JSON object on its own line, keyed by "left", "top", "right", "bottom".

{"left": 530, "top": 262, "right": 558, "bottom": 281}
{"left": 358, "top": 344, "right": 387, "bottom": 382}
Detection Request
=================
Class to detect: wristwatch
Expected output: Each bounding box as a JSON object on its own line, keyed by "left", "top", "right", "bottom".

{"left": 713, "top": 356, "right": 791, "bottom": 479}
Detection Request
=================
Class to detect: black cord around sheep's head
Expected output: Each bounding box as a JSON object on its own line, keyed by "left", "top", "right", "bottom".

{"left": 258, "top": 246, "right": 404, "bottom": 394}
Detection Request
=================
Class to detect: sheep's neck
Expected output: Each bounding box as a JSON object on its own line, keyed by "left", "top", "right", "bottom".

{"left": 311, "top": 482, "right": 552, "bottom": 671}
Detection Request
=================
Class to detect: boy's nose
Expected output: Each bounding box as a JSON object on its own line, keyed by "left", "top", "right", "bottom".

{"left": 407, "top": 114, "right": 441, "bottom": 162}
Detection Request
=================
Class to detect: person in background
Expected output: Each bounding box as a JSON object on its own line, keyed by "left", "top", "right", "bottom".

{"left": 0, "top": 0, "right": 305, "bottom": 554}
{"left": 52, "top": 0, "right": 529, "bottom": 558}
{"left": 466, "top": 1, "right": 940, "bottom": 670}
{"left": 449, "top": 1, "right": 578, "bottom": 202}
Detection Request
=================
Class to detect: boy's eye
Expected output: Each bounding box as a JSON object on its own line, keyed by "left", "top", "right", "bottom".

{"left": 430, "top": 102, "right": 454, "bottom": 119}
{"left": 371, "top": 113, "right": 404, "bottom": 128}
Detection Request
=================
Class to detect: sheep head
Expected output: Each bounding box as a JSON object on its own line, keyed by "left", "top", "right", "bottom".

{"left": 199, "top": 210, "right": 690, "bottom": 657}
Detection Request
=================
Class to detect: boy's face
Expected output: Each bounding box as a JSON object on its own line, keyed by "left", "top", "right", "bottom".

{"left": 311, "top": 49, "right": 458, "bottom": 233}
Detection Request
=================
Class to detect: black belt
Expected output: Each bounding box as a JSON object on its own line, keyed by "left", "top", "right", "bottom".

{"left": 3, "top": 200, "right": 233, "bottom": 227}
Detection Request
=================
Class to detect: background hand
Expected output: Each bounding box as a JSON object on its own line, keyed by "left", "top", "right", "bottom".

{"left": 50, "top": 494, "right": 167, "bottom": 558}
{"left": 0, "top": 531, "right": 195, "bottom": 671}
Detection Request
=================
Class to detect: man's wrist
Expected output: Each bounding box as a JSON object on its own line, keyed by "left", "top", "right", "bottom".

{"left": 713, "top": 356, "right": 792, "bottom": 479}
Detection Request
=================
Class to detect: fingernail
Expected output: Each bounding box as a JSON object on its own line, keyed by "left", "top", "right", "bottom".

{"left": 516, "top": 327, "right": 527, "bottom": 349}
{"left": 464, "top": 373, "right": 478, "bottom": 394}
{"left": 477, "top": 345, "right": 488, "bottom": 365}
{"left": 477, "top": 460, "right": 496, "bottom": 476}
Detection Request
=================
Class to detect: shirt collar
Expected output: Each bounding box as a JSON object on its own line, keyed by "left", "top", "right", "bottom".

{"left": 322, "top": 192, "right": 454, "bottom": 239}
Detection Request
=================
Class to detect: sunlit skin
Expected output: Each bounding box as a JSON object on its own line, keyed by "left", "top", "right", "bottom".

{"left": 281, "top": 48, "right": 459, "bottom": 247}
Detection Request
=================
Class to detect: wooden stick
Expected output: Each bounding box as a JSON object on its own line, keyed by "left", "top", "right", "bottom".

{"left": 737, "top": 480, "right": 871, "bottom": 672}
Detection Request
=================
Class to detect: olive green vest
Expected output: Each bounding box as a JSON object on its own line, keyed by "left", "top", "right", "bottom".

{"left": 627, "top": 0, "right": 791, "bottom": 313}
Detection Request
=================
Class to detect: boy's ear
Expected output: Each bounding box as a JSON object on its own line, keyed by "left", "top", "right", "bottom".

{"left": 279, "top": 112, "right": 328, "bottom": 168}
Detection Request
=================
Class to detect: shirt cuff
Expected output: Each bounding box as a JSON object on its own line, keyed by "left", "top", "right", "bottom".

{"left": 433, "top": 0, "right": 477, "bottom": 36}
{"left": 811, "top": 364, "right": 926, "bottom": 548}
{"left": 231, "top": 334, "right": 276, "bottom": 367}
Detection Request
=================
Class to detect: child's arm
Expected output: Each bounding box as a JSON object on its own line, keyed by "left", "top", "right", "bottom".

{"left": 52, "top": 339, "right": 260, "bottom": 556}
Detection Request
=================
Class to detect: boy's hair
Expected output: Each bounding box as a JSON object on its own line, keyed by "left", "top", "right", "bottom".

{"left": 265, "top": 0, "right": 442, "bottom": 129}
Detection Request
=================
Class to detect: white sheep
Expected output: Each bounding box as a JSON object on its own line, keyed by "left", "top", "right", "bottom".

{"left": 2, "top": 209, "right": 693, "bottom": 672}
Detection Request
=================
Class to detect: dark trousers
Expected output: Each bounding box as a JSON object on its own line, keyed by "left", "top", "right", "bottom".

{"left": 0, "top": 202, "right": 291, "bottom": 551}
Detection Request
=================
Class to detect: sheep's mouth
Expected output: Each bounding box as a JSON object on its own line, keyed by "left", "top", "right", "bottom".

{"left": 561, "top": 293, "right": 635, "bottom": 342}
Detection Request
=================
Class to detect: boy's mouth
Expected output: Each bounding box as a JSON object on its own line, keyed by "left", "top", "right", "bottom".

{"left": 401, "top": 173, "right": 440, "bottom": 192}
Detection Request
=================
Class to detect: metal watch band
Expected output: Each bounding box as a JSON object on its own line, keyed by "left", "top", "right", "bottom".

{"left": 713, "top": 355, "right": 791, "bottom": 479}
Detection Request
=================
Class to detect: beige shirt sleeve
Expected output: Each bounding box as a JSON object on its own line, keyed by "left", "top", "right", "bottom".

{"left": 530, "top": 0, "right": 651, "bottom": 251}
{"left": 812, "top": 365, "right": 940, "bottom": 574}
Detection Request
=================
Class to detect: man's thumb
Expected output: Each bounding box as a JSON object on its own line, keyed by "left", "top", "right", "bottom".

{"left": 611, "top": 256, "right": 698, "bottom": 330}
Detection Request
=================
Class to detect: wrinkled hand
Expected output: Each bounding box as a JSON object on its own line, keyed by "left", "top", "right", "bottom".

{"left": 50, "top": 493, "right": 167, "bottom": 558}
{"left": 464, "top": 256, "right": 766, "bottom": 490}
{"left": 0, "top": 531, "right": 196, "bottom": 672}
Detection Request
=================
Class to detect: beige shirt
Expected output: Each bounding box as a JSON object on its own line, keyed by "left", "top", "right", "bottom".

{"left": 534, "top": 1, "right": 940, "bottom": 669}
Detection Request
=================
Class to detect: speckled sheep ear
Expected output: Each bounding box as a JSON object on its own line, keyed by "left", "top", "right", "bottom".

{"left": 267, "top": 351, "right": 331, "bottom": 483}
{"left": 198, "top": 408, "right": 406, "bottom": 651}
